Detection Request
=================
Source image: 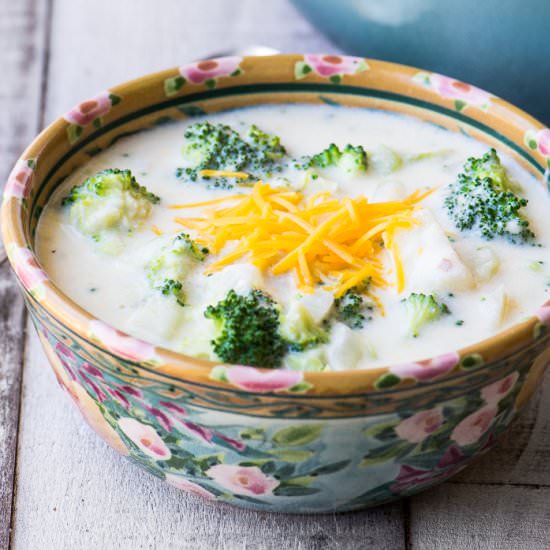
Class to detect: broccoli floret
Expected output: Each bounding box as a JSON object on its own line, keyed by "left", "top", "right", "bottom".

{"left": 62, "top": 169, "right": 159, "bottom": 243}
{"left": 402, "top": 293, "right": 450, "bottom": 337}
{"left": 159, "top": 279, "right": 185, "bottom": 307}
{"left": 302, "top": 143, "right": 368, "bottom": 175}
{"left": 334, "top": 288, "right": 373, "bottom": 330}
{"left": 247, "top": 124, "right": 286, "bottom": 160}
{"left": 279, "top": 299, "right": 329, "bottom": 352}
{"left": 176, "top": 122, "right": 287, "bottom": 188}
{"left": 205, "top": 289, "right": 287, "bottom": 367}
{"left": 339, "top": 144, "right": 369, "bottom": 174}
{"left": 444, "top": 149, "right": 534, "bottom": 244}
{"left": 147, "top": 232, "right": 208, "bottom": 306}
{"left": 173, "top": 232, "right": 210, "bottom": 261}
{"left": 462, "top": 148, "right": 508, "bottom": 187}
{"left": 309, "top": 143, "right": 342, "bottom": 168}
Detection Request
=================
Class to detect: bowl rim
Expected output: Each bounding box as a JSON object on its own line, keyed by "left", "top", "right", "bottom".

{"left": 2, "top": 53, "right": 550, "bottom": 395}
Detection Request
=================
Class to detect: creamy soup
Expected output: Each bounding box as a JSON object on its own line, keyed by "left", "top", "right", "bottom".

{"left": 36, "top": 105, "right": 550, "bottom": 370}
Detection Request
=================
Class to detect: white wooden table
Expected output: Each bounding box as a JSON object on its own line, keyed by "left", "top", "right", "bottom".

{"left": 1, "top": 1, "right": 550, "bottom": 548}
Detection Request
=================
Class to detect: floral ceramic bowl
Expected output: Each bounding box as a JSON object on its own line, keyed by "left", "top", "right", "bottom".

{"left": 3, "top": 55, "right": 550, "bottom": 513}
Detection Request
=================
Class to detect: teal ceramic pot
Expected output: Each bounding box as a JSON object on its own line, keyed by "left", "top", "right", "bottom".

{"left": 3, "top": 55, "right": 550, "bottom": 513}
{"left": 292, "top": 0, "right": 550, "bottom": 124}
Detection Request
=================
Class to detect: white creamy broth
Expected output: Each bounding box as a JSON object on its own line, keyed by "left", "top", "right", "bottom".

{"left": 36, "top": 104, "right": 550, "bottom": 369}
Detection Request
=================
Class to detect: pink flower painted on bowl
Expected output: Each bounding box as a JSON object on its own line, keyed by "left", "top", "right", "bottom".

{"left": 54, "top": 342, "right": 77, "bottom": 377}
{"left": 118, "top": 384, "right": 143, "bottom": 399}
{"left": 390, "top": 464, "right": 451, "bottom": 495}
{"left": 390, "top": 445, "right": 469, "bottom": 495}
{"left": 218, "top": 433, "right": 246, "bottom": 452}
{"left": 525, "top": 128, "right": 550, "bottom": 169}
{"left": 206, "top": 464, "right": 279, "bottom": 497}
{"left": 437, "top": 444, "right": 467, "bottom": 469}
{"left": 536, "top": 128, "right": 550, "bottom": 157}
{"left": 159, "top": 400, "right": 187, "bottom": 416}
{"left": 89, "top": 320, "right": 157, "bottom": 363}
{"left": 182, "top": 421, "right": 213, "bottom": 444}
{"left": 165, "top": 57, "right": 243, "bottom": 95}
{"left": 450, "top": 405, "right": 497, "bottom": 447}
{"left": 431, "top": 74, "right": 490, "bottom": 106}
{"left": 118, "top": 417, "right": 171, "bottom": 461}
{"left": 64, "top": 91, "right": 116, "bottom": 126}
{"left": 3, "top": 160, "right": 34, "bottom": 201}
{"left": 414, "top": 72, "right": 491, "bottom": 111}
{"left": 11, "top": 246, "right": 48, "bottom": 294}
{"left": 145, "top": 406, "right": 173, "bottom": 432}
{"left": 210, "top": 365, "right": 309, "bottom": 393}
{"left": 390, "top": 351, "right": 460, "bottom": 382}
{"left": 78, "top": 364, "right": 107, "bottom": 403}
{"left": 63, "top": 91, "right": 120, "bottom": 144}
{"left": 394, "top": 407, "right": 444, "bottom": 443}
{"left": 481, "top": 371, "right": 519, "bottom": 405}
{"left": 391, "top": 464, "right": 433, "bottom": 493}
{"left": 181, "top": 57, "right": 242, "bottom": 84}
{"left": 295, "top": 54, "right": 369, "bottom": 83}
{"left": 165, "top": 473, "right": 216, "bottom": 500}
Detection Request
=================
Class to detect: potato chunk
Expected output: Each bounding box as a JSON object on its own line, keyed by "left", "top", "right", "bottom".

{"left": 394, "top": 209, "right": 474, "bottom": 294}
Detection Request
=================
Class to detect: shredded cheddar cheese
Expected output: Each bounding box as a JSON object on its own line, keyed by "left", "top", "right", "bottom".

{"left": 150, "top": 225, "right": 163, "bottom": 236}
{"left": 174, "top": 182, "right": 429, "bottom": 296}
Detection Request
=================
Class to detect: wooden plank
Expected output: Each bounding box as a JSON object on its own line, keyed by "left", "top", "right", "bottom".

{"left": 12, "top": 1, "right": 409, "bottom": 548}
{"left": 43, "top": 0, "right": 337, "bottom": 124}
{"left": 0, "top": 0, "right": 49, "bottom": 546}
{"left": 409, "top": 483, "right": 550, "bottom": 550}
{"left": 0, "top": 0, "right": 48, "bottom": 183}
{"left": 0, "top": 267, "right": 26, "bottom": 549}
